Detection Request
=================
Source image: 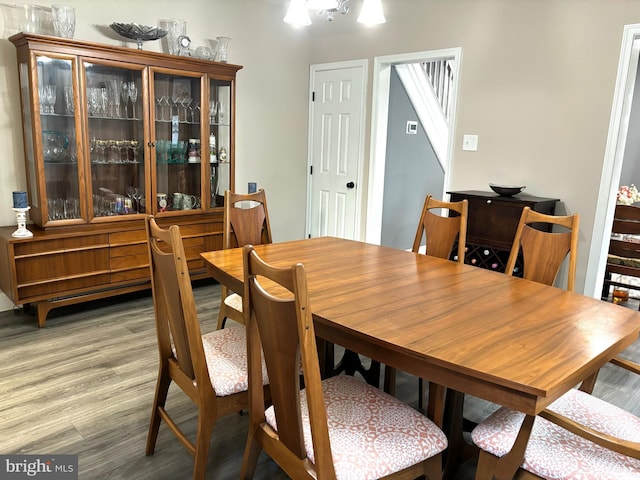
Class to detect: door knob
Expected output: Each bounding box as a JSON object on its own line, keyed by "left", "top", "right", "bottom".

{"left": 346, "top": 181, "right": 355, "bottom": 189}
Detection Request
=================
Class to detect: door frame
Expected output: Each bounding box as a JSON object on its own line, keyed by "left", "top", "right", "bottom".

{"left": 365, "top": 48, "right": 462, "bottom": 244}
{"left": 305, "top": 59, "right": 368, "bottom": 239}
{"left": 585, "top": 24, "right": 640, "bottom": 297}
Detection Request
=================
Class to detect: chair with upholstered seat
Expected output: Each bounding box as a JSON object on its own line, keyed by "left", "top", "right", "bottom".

{"left": 217, "top": 189, "right": 272, "bottom": 330}
{"left": 471, "top": 356, "right": 640, "bottom": 479}
{"left": 239, "top": 244, "right": 448, "bottom": 480}
{"left": 504, "top": 206, "right": 579, "bottom": 290}
{"left": 144, "top": 216, "right": 269, "bottom": 480}
{"left": 467, "top": 208, "right": 640, "bottom": 480}
{"left": 384, "top": 194, "right": 468, "bottom": 408}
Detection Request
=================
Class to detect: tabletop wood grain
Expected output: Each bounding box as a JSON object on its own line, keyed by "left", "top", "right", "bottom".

{"left": 201, "top": 236, "right": 640, "bottom": 415}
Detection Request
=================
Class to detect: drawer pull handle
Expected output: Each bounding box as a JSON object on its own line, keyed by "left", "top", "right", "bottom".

{"left": 487, "top": 200, "right": 492, "bottom": 204}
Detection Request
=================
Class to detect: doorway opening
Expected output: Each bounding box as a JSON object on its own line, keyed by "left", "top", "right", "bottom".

{"left": 365, "top": 48, "right": 462, "bottom": 245}
{"left": 585, "top": 25, "right": 640, "bottom": 298}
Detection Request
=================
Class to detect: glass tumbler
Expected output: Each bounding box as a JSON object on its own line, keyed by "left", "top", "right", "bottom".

{"left": 52, "top": 5, "right": 75, "bottom": 38}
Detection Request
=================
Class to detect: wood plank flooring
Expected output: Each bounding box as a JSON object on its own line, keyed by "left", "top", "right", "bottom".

{"left": 0, "top": 281, "right": 638, "bottom": 479}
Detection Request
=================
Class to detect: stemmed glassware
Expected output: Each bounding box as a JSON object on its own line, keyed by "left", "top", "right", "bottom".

{"left": 155, "top": 95, "right": 163, "bottom": 121}
{"left": 189, "top": 101, "right": 199, "bottom": 123}
{"left": 128, "top": 82, "right": 138, "bottom": 118}
{"left": 218, "top": 101, "right": 226, "bottom": 124}
{"left": 209, "top": 100, "right": 218, "bottom": 124}
{"left": 120, "top": 82, "right": 129, "bottom": 118}
{"left": 179, "top": 97, "right": 192, "bottom": 122}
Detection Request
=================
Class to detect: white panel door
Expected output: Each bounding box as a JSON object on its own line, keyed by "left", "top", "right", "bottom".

{"left": 308, "top": 61, "right": 366, "bottom": 240}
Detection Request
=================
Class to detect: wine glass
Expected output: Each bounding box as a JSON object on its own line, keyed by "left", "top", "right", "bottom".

{"left": 217, "top": 101, "right": 226, "bottom": 124}
{"left": 209, "top": 100, "right": 218, "bottom": 124}
{"left": 155, "top": 96, "right": 164, "bottom": 121}
{"left": 128, "top": 82, "right": 138, "bottom": 118}
{"left": 180, "top": 97, "right": 192, "bottom": 122}
{"left": 120, "top": 81, "right": 129, "bottom": 118}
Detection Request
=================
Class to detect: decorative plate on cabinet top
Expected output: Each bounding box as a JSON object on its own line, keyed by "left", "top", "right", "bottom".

{"left": 489, "top": 183, "right": 526, "bottom": 196}
{"left": 109, "top": 22, "right": 167, "bottom": 49}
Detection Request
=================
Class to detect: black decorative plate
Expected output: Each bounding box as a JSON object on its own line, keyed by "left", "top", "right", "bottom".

{"left": 109, "top": 22, "right": 167, "bottom": 49}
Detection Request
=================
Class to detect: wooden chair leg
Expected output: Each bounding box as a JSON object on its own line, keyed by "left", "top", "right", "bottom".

{"left": 474, "top": 450, "right": 499, "bottom": 480}
{"left": 240, "top": 429, "right": 262, "bottom": 479}
{"left": 192, "top": 409, "right": 216, "bottom": 480}
{"left": 146, "top": 369, "right": 172, "bottom": 455}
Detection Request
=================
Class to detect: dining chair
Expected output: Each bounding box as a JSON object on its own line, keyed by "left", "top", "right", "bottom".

{"left": 471, "top": 356, "right": 640, "bottom": 479}
{"left": 601, "top": 203, "right": 640, "bottom": 308}
{"left": 467, "top": 207, "right": 640, "bottom": 480}
{"left": 412, "top": 194, "right": 468, "bottom": 262}
{"left": 144, "top": 216, "right": 269, "bottom": 480}
{"left": 384, "top": 194, "right": 469, "bottom": 408}
{"left": 504, "top": 206, "right": 580, "bottom": 291}
{"left": 217, "top": 188, "right": 272, "bottom": 330}
{"left": 239, "top": 244, "right": 448, "bottom": 480}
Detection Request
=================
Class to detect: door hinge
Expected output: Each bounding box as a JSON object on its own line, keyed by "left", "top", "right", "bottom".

{"left": 312, "top": 91, "right": 315, "bottom": 102}
{"left": 310, "top": 165, "right": 313, "bottom": 175}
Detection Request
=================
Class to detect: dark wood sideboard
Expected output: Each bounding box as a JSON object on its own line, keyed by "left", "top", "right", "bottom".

{"left": 448, "top": 190, "right": 559, "bottom": 273}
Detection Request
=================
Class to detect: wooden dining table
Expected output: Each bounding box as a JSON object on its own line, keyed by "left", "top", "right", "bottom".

{"left": 201, "top": 236, "right": 640, "bottom": 479}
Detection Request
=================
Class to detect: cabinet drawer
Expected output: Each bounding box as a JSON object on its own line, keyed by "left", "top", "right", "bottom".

{"left": 110, "top": 229, "right": 146, "bottom": 246}
{"left": 13, "top": 234, "right": 109, "bottom": 257}
{"left": 15, "top": 248, "right": 110, "bottom": 283}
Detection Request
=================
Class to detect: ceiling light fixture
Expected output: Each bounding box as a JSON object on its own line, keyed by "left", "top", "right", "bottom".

{"left": 284, "top": 0, "right": 385, "bottom": 27}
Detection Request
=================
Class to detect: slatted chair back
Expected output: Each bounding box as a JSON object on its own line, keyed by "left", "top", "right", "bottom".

{"left": 412, "top": 195, "right": 468, "bottom": 263}
{"left": 505, "top": 206, "right": 579, "bottom": 291}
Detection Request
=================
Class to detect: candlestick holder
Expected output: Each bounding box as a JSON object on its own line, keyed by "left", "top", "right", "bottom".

{"left": 12, "top": 207, "right": 33, "bottom": 238}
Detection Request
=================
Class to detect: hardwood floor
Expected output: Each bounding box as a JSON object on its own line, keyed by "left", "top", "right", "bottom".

{"left": 0, "top": 281, "right": 638, "bottom": 479}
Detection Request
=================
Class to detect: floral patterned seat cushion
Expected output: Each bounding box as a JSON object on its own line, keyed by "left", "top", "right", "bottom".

{"left": 223, "top": 292, "right": 243, "bottom": 312}
{"left": 264, "top": 375, "right": 448, "bottom": 480}
{"left": 201, "top": 325, "right": 268, "bottom": 396}
{"left": 471, "top": 388, "right": 640, "bottom": 480}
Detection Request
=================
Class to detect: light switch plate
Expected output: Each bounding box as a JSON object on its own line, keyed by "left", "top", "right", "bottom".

{"left": 406, "top": 121, "right": 418, "bottom": 135}
{"left": 463, "top": 134, "right": 478, "bottom": 151}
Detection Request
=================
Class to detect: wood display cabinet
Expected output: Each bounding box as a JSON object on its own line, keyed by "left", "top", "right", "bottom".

{"left": 447, "top": 190, "right": 559, "bottom": 274}
{"left": 0, "top": 33, "right": 240, "bottom": 326}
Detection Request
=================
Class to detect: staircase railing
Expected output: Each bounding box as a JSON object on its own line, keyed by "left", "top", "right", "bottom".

{"left": 421, "top": 59, "right": 454, "bottom": 120}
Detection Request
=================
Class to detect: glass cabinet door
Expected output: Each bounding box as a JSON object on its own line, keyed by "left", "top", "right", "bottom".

{"left": 33, "top": 55, "right": 82, "bottom": 224}
{"left": 152, "top": 71, "right": 203, "bottom": 214}
{"left": 83, "top": 62, "right": 146, "bottom": 220}
{"left": 209, "top": 78, "right": 232, "bottom": 207}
